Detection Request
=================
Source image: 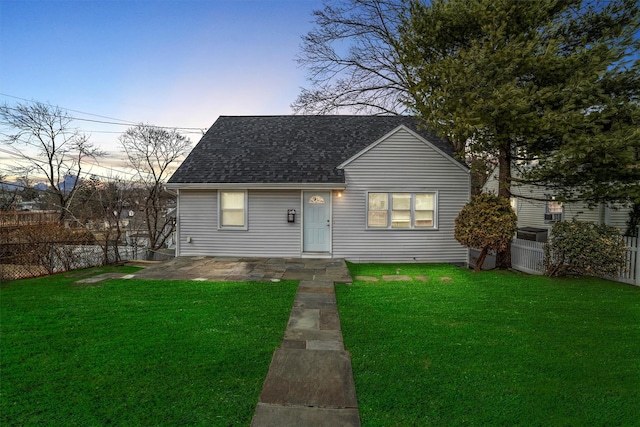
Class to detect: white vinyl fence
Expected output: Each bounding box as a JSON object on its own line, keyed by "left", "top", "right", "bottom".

{"left": 510, "top": 232, "right": 639, "bottom": 286}
{"left": 510, "top": 239, "right": 545, "bottom": 275}
{"left": 617, "top": 234, "right": 639, "bottom": 286}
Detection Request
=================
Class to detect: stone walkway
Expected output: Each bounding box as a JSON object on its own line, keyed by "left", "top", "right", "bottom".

{"left": 82, "top": 257, "right": 360, "bottom": 426}
{"left": 251, "top": 275, "right": 360, "bottom": 426}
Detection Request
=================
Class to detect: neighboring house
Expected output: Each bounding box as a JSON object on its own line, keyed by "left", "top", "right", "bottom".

{"left": 483, "top": 166, "right": 632, "bottom": 240}
{"left": 166, "top": 116, "right": 470, "bottom": 263}
{"left": 16, "top": 200, "right": 39, "bottom": 211}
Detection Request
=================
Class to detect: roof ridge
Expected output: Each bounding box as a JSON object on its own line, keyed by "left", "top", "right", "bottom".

{"left": 216, "top": 114, "right": 408, "bottom": 118}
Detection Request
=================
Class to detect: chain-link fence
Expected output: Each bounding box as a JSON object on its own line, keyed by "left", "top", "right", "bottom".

{"left": 0, "top": 242, "right": 147, "bottom": 282}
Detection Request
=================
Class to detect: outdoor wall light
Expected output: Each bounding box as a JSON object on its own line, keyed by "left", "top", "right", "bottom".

{"left": 287, "top": 209, "right": 296, "bottom": 223}
{"left": 336, "top": 191, "right": 343, "bottom": 198}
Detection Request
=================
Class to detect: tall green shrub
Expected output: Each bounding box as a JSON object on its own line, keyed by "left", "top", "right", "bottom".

{"left": 455, "top": 194, "right": 517, "bottom": 272}
{"left": 544, "top": 220, "right": 627, "bottom": 277}
{"left": 625, "top": 202, "right": 639, "bottom": 237}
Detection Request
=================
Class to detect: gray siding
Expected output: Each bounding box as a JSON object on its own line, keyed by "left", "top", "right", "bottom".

{"left": 484, "top": 167, "right": 631, "bottom": 233}
{"left": 177, "top": 189, "right": 301, "bottom": 257}
{"left": 333, "top": 128, "right": 470, "bottom": 263}
{"left": 484, "top": 168, "right": 499, "bottom": 194}
{"left": 608, "top": 203, "right": 632, "bottom": 232}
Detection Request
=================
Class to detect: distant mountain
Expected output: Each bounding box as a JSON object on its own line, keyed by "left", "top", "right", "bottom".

{"left": 1, "top": 181, "right": 52, "bottom": 192}
{"left": 58, "top": 175, "right": 78, "bottom": 193}
{"left": 0, "top": 182, "right": 19, "bottom": 191}
{"left": 1, "top": 175, "right": 80, "bottom": 193}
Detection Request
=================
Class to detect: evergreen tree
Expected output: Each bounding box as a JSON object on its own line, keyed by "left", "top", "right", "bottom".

{"left": 400, "top": 0, "right": 639, "bottom": 266}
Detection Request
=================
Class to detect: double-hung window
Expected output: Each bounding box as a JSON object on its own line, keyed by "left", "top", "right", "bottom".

{"left": 544, "top": 197, "right": 563, "bottom": 223}
{"left": 367, "top": 192, "right": 436, "bottom": 229}
{"left": 219, "top": 191, "right": 247, "bottom": 229}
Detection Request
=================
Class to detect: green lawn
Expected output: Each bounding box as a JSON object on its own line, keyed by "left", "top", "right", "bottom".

{"left": 1, "top": 266, "right": 298, "bottom": 426}
{"left": 338, "top": 263, "right": 640, "bottom": 427}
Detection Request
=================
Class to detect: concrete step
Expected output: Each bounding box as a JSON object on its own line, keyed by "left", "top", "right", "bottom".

{"left": 258, "top": 348, "right": 358, "bottom": 408}
{"left": 252, "top": 403, "right": 360, "bottom": 427}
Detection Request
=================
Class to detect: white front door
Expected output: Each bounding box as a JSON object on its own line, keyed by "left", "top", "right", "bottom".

{"left": 303, "top": 191, "right": 331, "bottom": 253}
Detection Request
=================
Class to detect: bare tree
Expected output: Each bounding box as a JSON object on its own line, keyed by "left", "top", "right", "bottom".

{"left": 72, "top": 175, "right": 134, "bottom": 264}
{"left": 119, "top": 124, "right": 191, "bottom": 256}
{"left": 0, "top": 101, "right": 103, "bottom": 223}
{"left": 293, "top": 0, "right": 412, "bottom": 115}
{"left": 0, "top": 173, "right": 19, "bottom": 211}
{"left": 15, "top": 175, "right": 40, "bottom": 203}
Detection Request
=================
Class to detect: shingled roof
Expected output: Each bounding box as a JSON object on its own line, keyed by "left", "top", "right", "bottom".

{"left": 168, "top": 115, "right": 458, "bottom": 185}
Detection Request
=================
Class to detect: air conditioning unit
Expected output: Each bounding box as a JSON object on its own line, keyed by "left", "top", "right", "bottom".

{"left": 517, "top": 227, "right": 548, "bottom": 242}
{"left": 544, "top": 213, "right": 563, "bottom": 222}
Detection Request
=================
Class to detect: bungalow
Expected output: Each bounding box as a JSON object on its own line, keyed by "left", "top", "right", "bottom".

{"left": 166, "top": 116, "right": 470, "bottom": 263}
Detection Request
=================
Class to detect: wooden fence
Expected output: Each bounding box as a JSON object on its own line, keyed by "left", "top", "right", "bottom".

{"left": 510, "top": 230, "right": 639, "bottom": 286}
{"left": 0, "top": 211, "right": 59, "bottom": 226}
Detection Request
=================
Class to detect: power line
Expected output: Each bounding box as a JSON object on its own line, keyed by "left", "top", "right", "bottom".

{"left": 2, "top": 103, "right": 205, "bottom": 132}
{"left": 2, "top": 139, "right": 185, "bottom": 183}
{"left": 0, "top": 175, "right": 143, "bottom": 192}
{"left": 65, "top": 114, "right": 206, "bottom": 131}
{"left": 0, "top": 144, "right": 155, "bottom": 181}
{"left": 77, "top": 129, "right": 203, "bottom": 135}
{"left": 0, "top": 92, "right": 138, "bottom": 124}
{"left": 0, "top": 92, "right": 207, "bottom": 133}
{"left": 0, "top": 98, "right": 191, "bottom": 183}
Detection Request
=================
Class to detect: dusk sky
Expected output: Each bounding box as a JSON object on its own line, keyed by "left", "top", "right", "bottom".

{"left": 1, "top": 0, "right": 324, "bottom": 178}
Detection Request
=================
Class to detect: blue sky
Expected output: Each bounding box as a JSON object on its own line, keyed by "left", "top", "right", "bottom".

{"left": 0, "top": 0, "right": 323, "bottom": 175}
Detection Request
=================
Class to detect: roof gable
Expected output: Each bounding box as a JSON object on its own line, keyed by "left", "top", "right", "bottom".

{"left": 168, "top": 115, "right": 460, "bottom": 185}
{"left": 337, "top": 124, "right": 469, "bottom": 173}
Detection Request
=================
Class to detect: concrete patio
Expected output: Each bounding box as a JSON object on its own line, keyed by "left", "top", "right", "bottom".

{"left": 128, "top": 256, "right": 353, "bottom": 284}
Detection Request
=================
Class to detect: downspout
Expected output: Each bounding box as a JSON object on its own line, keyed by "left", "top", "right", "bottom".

{"left": 165, "top": 186, "right": 179, "bottom": 257}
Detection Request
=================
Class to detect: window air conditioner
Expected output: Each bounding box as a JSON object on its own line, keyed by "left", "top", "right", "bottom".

{"left": 544, "top": 213, "right": 563, "bottom": 222}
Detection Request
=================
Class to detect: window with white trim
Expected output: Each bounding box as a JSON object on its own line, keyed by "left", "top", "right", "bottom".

{"left": 219, "top": 191, "right": 247, "bottom": 229}
{"left": 510, "top": 197, "right": 518, "bottom": 215}
{"left": 544, "top": 197, "right": 563, "bottom": 223}
{"left": 367, "top": 192, "right": 436, "bottom": 229}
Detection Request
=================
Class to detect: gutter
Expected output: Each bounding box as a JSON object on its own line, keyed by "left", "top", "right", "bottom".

{"left": 164, "top": 182, "right": 346, "bottom": 191}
